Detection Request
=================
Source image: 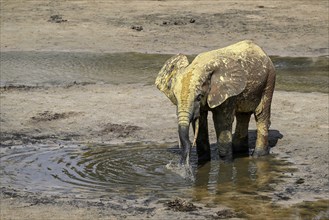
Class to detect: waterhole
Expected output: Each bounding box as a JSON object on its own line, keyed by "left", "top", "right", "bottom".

{"left": 1, "top": 144, "right": 188, "bottom": 199}
{"left": 1, "top": 143, "right": 328, "bottom": 219}
{"left": 0, "top": 143, "right": 291, "bottom": 199}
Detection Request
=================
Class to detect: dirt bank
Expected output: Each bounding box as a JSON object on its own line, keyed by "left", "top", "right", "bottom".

{"left": 1, "top": 0, "right": 328, "bottom": 56}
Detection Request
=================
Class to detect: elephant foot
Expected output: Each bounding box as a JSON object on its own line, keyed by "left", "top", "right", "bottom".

{"left": 197, "top": 152, "right": 211, "bottom": 166}
{"left": 232, "top": 145, "right": 249, "bottom": 155}
{"left": 219, "top": 155, "right": 233, "bottom": 163}
{"left": 232, "top": 136, "right": 249, "bottom": 153}
{"left": 252, "top": 147, "right": 269, "bottom": 158}
{"left": 219, "top": 152, "right": 233, "bottom": 162}
{"left": 218, "top": 147, "right": 233, "bottom": 162}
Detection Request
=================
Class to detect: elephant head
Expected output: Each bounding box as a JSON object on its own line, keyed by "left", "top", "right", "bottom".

{"left": 156, "top": 53, "right": 248, "bottom": 165}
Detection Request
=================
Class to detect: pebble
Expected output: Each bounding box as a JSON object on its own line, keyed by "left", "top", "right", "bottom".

{"left": 131, "top": 25, "right": 143, "bottom": 31}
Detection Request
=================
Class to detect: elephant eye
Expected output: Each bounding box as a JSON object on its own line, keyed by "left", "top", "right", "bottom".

{"left": 196, "top": 94, "right": 203, "bottom": 101}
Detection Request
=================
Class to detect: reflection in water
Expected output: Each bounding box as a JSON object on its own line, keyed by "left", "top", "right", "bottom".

{"left": 0, "top": 143, "right": 327, "bottom": 219}
{"left": 192, "top": 157, "right": 289, "bottom": 218}
{"left": 195, "top": 158, "right": 268, "bottom": 196}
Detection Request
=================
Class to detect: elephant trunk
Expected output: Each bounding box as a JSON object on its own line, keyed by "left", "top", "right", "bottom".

{"left": 178, "top": 111, "right": 192, "bottom": 165}
{"left": 178, "top": 125, "right": 191, "bottom": 165}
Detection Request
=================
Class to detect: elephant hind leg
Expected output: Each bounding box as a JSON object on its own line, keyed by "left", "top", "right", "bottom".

{"left": 233, "top": 112, "right": 252, "bottom": 155}
{"left": 253, "top": 97, "right": 272, "bottom": 157}
{"left": 254, "top": 115, "right": 270, "bottom": 157}
{"left": 253, "top": 66, "right": 275, "bottom": 157}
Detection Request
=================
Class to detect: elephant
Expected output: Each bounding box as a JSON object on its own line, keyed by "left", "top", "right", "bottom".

{"left": 155, "top": 40, "right": 276, "bottom": 166}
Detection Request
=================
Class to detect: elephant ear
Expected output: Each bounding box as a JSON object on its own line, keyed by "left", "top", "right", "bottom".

{"left": 207, "top": 59, "right": 248, "bottom": 108}
{"left": 155, "top": 54, "right": 189, "bottom": 105}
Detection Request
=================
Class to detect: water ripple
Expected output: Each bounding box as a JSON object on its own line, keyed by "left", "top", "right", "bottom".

{"left": 0, "top": 144, "right": 192, "bottom": 198}
{"left": 0, "top": 143, "right": 296, "bottom": 203}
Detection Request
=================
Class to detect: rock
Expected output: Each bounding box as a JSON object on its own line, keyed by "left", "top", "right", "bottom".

{"left": 274, "top": 192, "right": 291, "bottom": 201}
{"left": 285, "top": 186, "right": 295, "bottom": 194}
{"left": 295, "top": 178, "right": 305, "bottom": 184}
{"left": 165, "top": 198, "right": 199, "bottom": 212}
{"left": 216, "top": 209, "right": 245, "bottom": 219}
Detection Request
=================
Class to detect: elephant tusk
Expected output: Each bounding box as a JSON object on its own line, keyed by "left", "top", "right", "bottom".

{"left": 178, "top": 133, "right": 181, "bottom": 149}
{"left": 192, "top": 118, "right": 199, "bottom": 147}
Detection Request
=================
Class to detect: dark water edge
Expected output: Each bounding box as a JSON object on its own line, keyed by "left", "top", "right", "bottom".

{"left": 271, "top": 56, "right": 329, "bottom": 93}
{"left": 0, "top": 51, "right": 328, "bottom": 93}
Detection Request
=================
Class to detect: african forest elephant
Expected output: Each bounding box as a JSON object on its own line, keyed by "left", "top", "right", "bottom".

{"left": 155, "top": 40, "right": 276, "bottom": 166}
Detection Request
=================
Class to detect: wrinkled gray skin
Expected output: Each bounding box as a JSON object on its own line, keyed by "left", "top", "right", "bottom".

{"left": 155, "top": 40, "right": 276, "bottom": 165}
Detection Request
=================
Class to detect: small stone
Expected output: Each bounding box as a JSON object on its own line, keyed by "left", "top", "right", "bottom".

{"left": 295, "top": 178, "right": 305, "bottom": 184}
{"left": 275, "top": 192, "right": 291, "bottom": 201}
{"left": 165, "top": 198, "right": 198, "bottom": 212}
{"left": 285, "top": 187, "right": 295, "bottom": 194}
{"left": 131, "top": 25, "right": 143, "bottom": 31}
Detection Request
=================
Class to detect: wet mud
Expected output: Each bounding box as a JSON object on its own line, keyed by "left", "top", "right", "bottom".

{"left": 30, "top": 111, "right": 81, "bottom": 122}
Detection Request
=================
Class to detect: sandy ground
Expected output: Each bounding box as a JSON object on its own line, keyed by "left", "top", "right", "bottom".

{"left": 1, "top": 0, "right": 329, "bottom": 219}
{"left": 1, "top": 0, "right": 328, "bottom": 56}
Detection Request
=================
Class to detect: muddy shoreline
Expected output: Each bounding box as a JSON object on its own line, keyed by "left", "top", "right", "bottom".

{"left": 1, "top": 0, "right": 329, "bottom": 219}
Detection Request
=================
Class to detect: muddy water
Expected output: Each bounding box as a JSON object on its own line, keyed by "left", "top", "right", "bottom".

{"left": 0, "top": 52, "right": 169, "bottom": 87}
{"left": 1, "top": 143, "right": 327, "bottom": 219}
{"left": 1, "top": 52, "right": 328, "bottom": 93}
{"left": 0, "top": 144, "right": 189, "bottom": 199}
{"left": 272, "top": 56, "right": 329, "bottom": 93}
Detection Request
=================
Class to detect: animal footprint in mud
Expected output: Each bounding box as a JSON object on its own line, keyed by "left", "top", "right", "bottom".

{"left": 48, "top": 15, "right": 67, "bottom": 23}
{"left": 100, "top": 123, "right": 141, "bottom": 138}
{"left": 31, "top": 111, "right": 80, "bottom": 122}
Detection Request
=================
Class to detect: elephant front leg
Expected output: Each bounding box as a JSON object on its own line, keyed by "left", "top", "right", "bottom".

{"left": 233, "top": 112, "right": 252, "bottom": 155}
{"left": 216, "top": 129, "right": 233, "bottom": 160}
{"left": 192, "top": 110, "right": 211, "bottom": 164}
{"left": 212, "top": 102, "right": 235, "bottom": 161}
